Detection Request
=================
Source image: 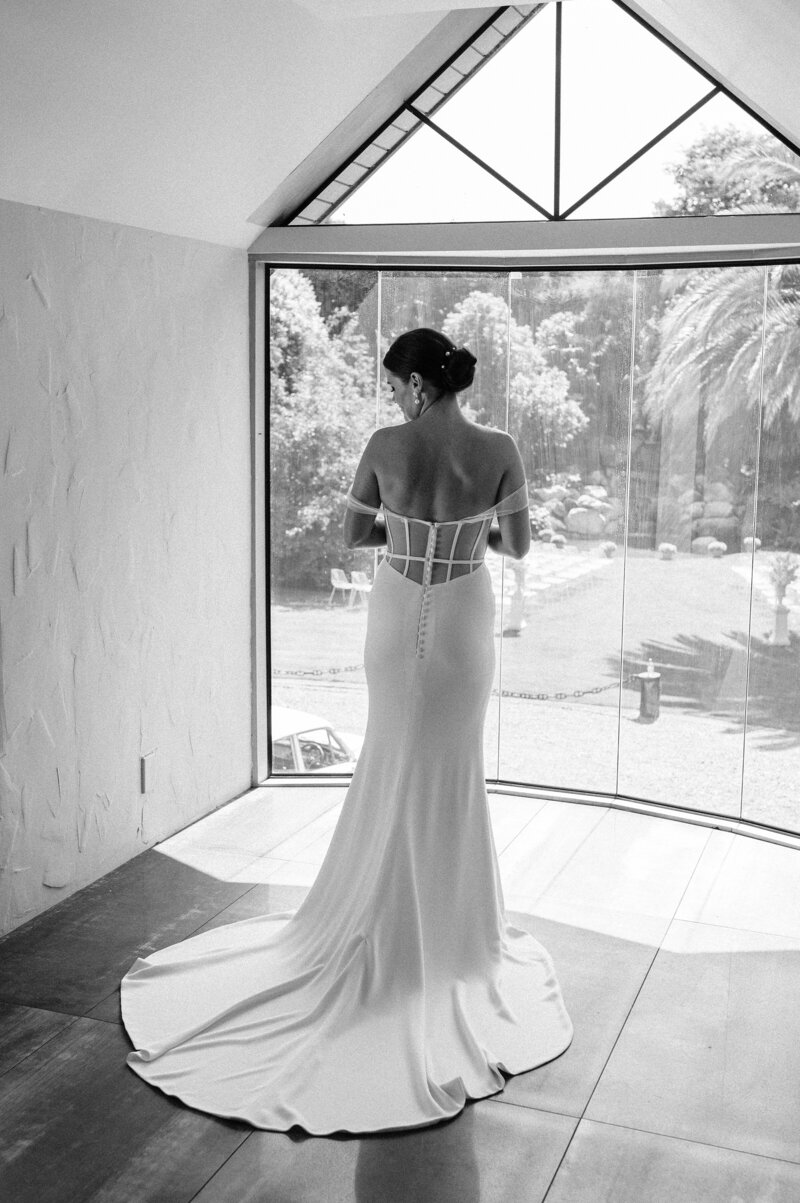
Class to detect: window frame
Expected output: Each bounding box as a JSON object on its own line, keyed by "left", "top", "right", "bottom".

{"left": 250, "top": 226, "right": 800, "bottom": 851}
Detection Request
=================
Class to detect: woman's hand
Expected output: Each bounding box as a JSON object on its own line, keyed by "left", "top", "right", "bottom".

{"left": 344, "top": 514, "right": 387, "bottom": 550}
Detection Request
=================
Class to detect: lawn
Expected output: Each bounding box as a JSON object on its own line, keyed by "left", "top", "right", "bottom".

{"left": 271, "top": 547, "right": 800, "bottom": 832}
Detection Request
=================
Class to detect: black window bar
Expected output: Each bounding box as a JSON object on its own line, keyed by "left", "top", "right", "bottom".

{"left": 285, "top": 5, "right": 544, "bottom": 226}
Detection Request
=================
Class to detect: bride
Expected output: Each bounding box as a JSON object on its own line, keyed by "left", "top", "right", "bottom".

{"left": 121, "top": 327, "right": 573, "bottom": 1134}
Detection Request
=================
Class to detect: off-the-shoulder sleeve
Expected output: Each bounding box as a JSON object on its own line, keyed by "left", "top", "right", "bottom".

{"left": 345, "top": 491, "right": 381, "bottom": 516}
{"left": 494, "top": 481, "right": 529, "bottom": 516}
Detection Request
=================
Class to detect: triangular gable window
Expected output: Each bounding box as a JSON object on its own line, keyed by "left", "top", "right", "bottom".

{"left": 286, "top": 0, "right": 800, "bottom": 226}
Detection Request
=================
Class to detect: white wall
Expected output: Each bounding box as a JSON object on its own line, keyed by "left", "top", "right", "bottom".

{"left": 0, "top": 0, "right": 448, "bottom": 247}
{"left": 0, "top": 199, "right": 251, "bottom": 935}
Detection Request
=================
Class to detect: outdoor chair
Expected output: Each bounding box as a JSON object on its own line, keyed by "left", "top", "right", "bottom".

{"left": 350, "top": 570, "right": 373, "bottom": 606}
{"left": 329, "top": 568, "right": 354, "bottom": 605}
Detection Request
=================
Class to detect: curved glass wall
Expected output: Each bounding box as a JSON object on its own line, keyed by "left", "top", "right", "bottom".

{"left": 268, "top": 265, "right": 800, "bottom": 835}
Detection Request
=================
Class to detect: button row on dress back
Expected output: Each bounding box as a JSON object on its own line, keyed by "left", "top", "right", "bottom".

{"left": 415, "top": 528, "right": 437, "bottom": 657}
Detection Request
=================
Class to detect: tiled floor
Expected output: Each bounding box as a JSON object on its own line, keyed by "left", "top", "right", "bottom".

{"left": 1, "top": 786, "right": 799, "bottom": 1202}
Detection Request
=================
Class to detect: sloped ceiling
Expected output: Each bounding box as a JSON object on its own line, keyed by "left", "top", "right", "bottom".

{"left": 1, "top": 1, "right": 798, "bottom": 250}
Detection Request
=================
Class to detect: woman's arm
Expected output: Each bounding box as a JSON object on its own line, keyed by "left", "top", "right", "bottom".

{"left": 487, "top": 517, "right": 529, "bottom": 559}
{"left": 343, "top": 433, "right": 388, "bottom": 550}
{"left": 487, "top": 436, "right": 531, "bottom": 560}
{"left": 345, "top": 513, "right": 387, "bottom": 549}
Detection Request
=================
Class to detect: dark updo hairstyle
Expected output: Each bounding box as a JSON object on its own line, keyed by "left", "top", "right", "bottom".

{"left": 383, "top": 328, "right": 477, "bottom": 395}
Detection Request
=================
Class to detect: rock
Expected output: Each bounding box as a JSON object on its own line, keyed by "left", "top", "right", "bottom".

{"left": 566, "top": 506, "right": 607, "bottom": 537}
{"left": 533, "top": 485, "right": 568, "bottom": 503}
{"left": 583, "top": 485, "right": 609, "bottom": 500}
{"left": 694, "top": 516, "right": 741, "bottom": 542}
{"left": 706, "top": 481, "right": 734, "bottom": 504}
{"left": 545, "top": 498, "right": 566, "bottom": 519}
{"left": 689, "top": 502, "right": 704, "bottom": 519}
{"left": 704, "top": 501, "right": 733, "bottom": 518}
{"left": 692, "top": 536, "right": 716, "bottom": 555}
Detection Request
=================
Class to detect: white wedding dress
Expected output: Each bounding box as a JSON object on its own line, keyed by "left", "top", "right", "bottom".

{"left": 121, "top": 484, "right": 573, "bottom": 1134}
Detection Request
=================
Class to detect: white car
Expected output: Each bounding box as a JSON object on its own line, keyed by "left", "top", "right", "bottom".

{"left": 270, "top": 705, "right": 363, "bottom": 774}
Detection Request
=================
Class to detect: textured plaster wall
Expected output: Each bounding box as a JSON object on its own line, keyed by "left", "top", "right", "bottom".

{"left": 0, "top": 199, "right": 251, "bottom": 935}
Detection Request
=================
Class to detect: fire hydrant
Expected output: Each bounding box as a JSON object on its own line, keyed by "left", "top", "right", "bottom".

{"left": 637, "top": 659, "right": 661, "bottom": 722}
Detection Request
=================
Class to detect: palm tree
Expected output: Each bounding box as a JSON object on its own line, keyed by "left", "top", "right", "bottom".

{"left": 646, "top": 262, "right": 800, "bottom": 441}
{"left": 646, "top": 135, "right": 800, "bottom": 439}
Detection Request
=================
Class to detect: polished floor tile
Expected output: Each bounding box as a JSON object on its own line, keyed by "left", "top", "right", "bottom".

{"left": 193, "top": 882, "right": 310, "bottom": 933}
{"left": 0, "top": 852, "right": 250, "bottom": 1012}
{"left": 676, "top": 829, "right": 800, "bottom": 938}
{"left": 266, "top": 802, "right": 343, "bottom": 862}
{"left": 160, "top": 787, "right": 344, "bottom": 861}
{"left": 0, "top": 1002, "right": 79, "bottom": 1074}
{"left": 3, "top": 783, "right": 799, "bottom": 1200}
{"left": 496, "top": 913, "right": 659, "bottom": 1116}
{"left": 191, "top": 1101, "right": 577, "bottom": 1203}
{"left": 487, "top": 793, "right": 547, "bottom": 855}
{"left": 546, "top": 1119, "right": 800, "bottom": 1203}
{"left": 0, "top": 1017, "right": 248, "bottom": 1203}
{"left": 499, "top": 800, "right": 608, "bottom": 907}
{"left": 535, "top": 807, "right": 710, "bottom": 921}
{"left": 234, "top": 857, "right": 320, "bottom": 887}
{"left": 586, "top": 919, "right": 800, "bottom": 1162}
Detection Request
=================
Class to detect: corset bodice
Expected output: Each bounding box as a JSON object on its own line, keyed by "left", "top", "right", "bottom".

{"left": 382, "top": 509, "right": 493, "bottom": 586}
{"left": 346, "top": 481, "right": 529, "bottom": 588}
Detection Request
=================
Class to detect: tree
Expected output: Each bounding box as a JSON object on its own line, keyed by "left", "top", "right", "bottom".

{"left": 441, "top": 290, "right": 587, "bottom": 480}
{"left": 645, "top": 130, "right": 800, "bottom": 546}
{"left": 270, "top": 269, "right": 375, "bottom": 588}
{"left": 654, "top": 126, "right": 800, "bottom": 216}
{"left": 647, "top": 131, "right": 800, "bottom": 437}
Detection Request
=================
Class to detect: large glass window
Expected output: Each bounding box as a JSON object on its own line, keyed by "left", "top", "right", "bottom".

{"left": 289, "top": 0, "right": 800, "bottom": 227}
{"left": 268, "top": 263, "right": 800, "bottom": 835}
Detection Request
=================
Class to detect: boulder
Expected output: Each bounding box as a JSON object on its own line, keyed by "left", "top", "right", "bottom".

{"left": 692, "top": 536, "right": 717, "bottom": 555}
{"left": 533, "top": 485, "right": 568, "bottom": 503}
{"left": 583, "top": 485, "right": 609, "bottom": 500}
{"left": 694, "top": 516, "right": 741, "bottom": 542}
{"left": 545, "top": 498, "right": 566, "bottom": 520}
{"left": 566, "top": 506, "right": 607, "bottom": 537}
{"left": 704, "top": 501, "right": 733, "bottom": 518}
{"left": 706, "top": 481, "right": 734, "bottom": 504}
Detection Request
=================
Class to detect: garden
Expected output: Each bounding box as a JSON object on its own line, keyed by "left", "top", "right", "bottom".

{"left": 269, "top": 126, "right": 800, "bottom": 833}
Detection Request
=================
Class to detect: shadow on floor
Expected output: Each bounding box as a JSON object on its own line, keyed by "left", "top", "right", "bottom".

{"left": 612, "top": 631, "right": 800, "bottom": 748}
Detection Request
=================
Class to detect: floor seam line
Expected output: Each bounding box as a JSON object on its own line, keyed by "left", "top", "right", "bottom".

{"left": 584, "top": 1115, "right": 800, "bottom": 1167}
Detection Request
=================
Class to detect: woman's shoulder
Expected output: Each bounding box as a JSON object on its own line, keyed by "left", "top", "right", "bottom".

{"left": 469, "top": 425, "right": 520, "bottom": 462}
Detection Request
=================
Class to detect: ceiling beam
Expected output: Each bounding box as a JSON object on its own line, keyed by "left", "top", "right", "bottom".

{"left": 250, "top": 212, "right": 800, "bottom": 267}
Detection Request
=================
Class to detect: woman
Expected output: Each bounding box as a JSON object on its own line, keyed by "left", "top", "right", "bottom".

{"left": 121, "top": 328, "right": 572, "bottom": 1135}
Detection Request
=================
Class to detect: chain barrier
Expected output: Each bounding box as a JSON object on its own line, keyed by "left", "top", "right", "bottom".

{"left": 274, "top": 665, "right": 363, "bottom": 678}
{"left": 274, "top": 666, "right": 641, "bottom": 701}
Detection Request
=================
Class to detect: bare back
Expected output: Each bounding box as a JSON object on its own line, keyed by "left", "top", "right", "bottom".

{"left": 366, "top": 402, "right": 522, "bottom": 522}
